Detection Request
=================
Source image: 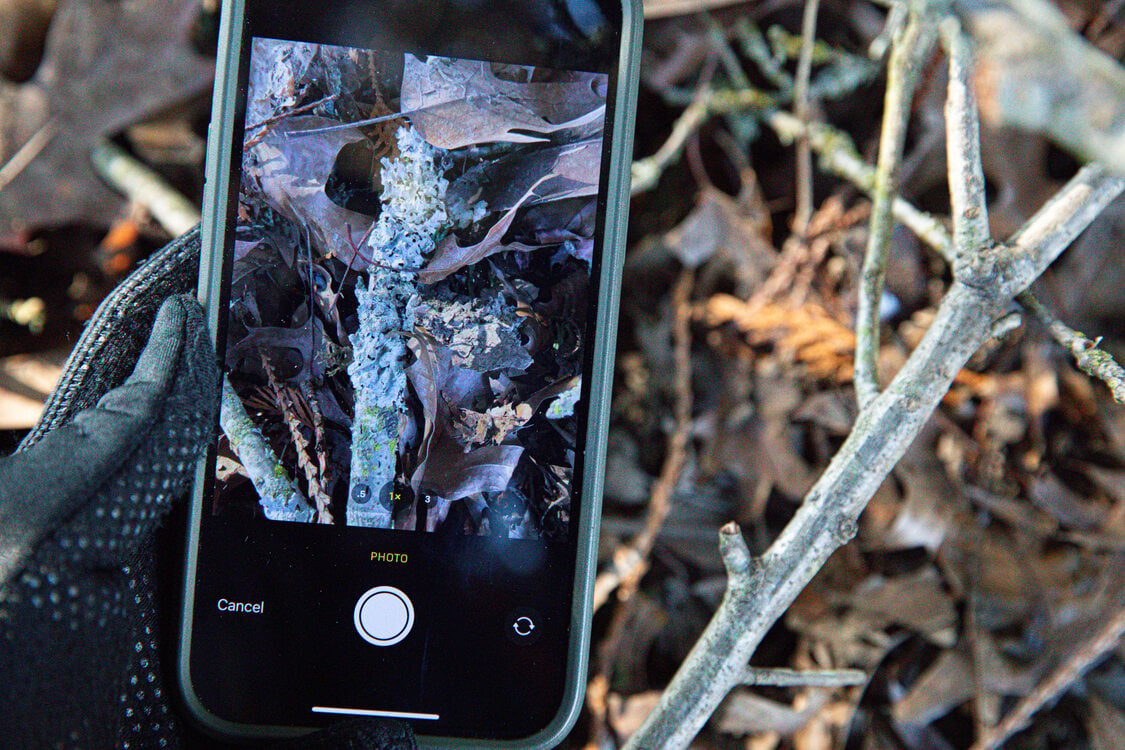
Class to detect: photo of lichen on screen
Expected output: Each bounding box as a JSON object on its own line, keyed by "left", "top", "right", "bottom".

{"left": 211, "top": 37, "right": 607, "bottom": 539}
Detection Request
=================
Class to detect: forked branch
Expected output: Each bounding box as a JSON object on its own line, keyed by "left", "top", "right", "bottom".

{"left": 622, "top": 3, "right": 1125, "bottom": 742}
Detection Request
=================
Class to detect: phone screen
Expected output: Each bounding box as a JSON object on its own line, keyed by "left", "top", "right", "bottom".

{"left": 183, "top": 0, "right": 629, "bottom": 742}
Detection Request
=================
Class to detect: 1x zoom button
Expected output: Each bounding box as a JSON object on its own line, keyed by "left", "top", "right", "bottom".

{"left": 354, "top": 586, "right": 414, "bottom": 646}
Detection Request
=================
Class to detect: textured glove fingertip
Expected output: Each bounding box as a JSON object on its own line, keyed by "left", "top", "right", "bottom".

{"left": 269, "top": 719, "right": 418, "bottom": 750}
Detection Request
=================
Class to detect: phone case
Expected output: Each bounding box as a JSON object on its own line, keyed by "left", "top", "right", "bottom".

{"left": 181, "top": 0, "right": 642, "bottom": 746}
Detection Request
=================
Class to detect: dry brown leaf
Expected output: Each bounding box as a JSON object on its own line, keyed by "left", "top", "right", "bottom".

{"left": 891, "top": 649, "right": 974, "bottom": 727}
{"left": 0, "top": 0, "right": 214, "bottom": 237}
{"left": 700, "top": 295, "right": 857, "bottom": 383}
{"left": 849, "top": 569, "right": 958, "bottom": 646}
{"left": 245, "top": 115, "right": 376, "bottom": 266}
{"left": 717, "top": 689, "right": 827, "bottom": 737}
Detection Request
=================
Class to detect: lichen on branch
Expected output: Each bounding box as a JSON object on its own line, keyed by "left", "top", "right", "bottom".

{"left": 347, "top": 125, "right": 451, "bottom": 527}
{"left": 219, "top": 377, "right": 314, "bottom": 522}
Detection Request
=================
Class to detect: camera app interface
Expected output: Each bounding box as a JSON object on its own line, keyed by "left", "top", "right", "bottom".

{"left": 215, "top": 37, "right": 609, "bottom": 539}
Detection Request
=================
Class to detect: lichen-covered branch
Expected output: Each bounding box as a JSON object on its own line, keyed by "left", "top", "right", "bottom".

{"left": 1019, "top": 291, "right": 1125, "bottom": 404}
{"left": 219, "top": 377, "right": 314, "bottom": 522}
{"left": 347, "top": 126, "right": 450, "bottom": 527}
{"left": 631, "top": 88, "right": 774, "bottom": 196}
{"left": 855, "top": 13, "right": 936, "bottom": 410}
{"left": 768, "top": 110, "right": 956, "bottom": 261}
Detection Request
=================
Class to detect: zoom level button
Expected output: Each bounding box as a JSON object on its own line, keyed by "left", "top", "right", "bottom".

{"left": 354, "top": 586, "right": 414, "bottom": 646}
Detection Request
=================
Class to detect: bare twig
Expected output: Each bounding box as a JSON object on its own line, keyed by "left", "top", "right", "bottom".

{"left": 622, "top": 153, "right": 1125, "bottom": 750}
{"left": 941, "top": 18, "right": 990, "bottom": 253}
{"left": 631, "top": 88, "right": 773, "bottom": 196}
{"left": 0, "top": 119, "right": 57, "bottom": 193}
{"left": 793, "top": 0, "right": 822, "bottom": 236}
{"left": 740, "top": 667, "right": 867, "bottom": 688}
{"left": 592, "top": 267, "right": 694, "bottom": 610}
{"left": 855, "top": 13, "right": 936, "bottom": 410}
{"left": 971, "top": 602, "right": 1125, "bottom": 750}
{"left": 1019, "top": 291, "right": 1125, "bottom": 403}
{"left": 89, "top": 139, "right": 200, "bottom": 236}
{"left": 958, "top": 0, "right": 1125, "bottom": 175}
{"left": 245, "top": 93, "right": 339, "bottom": 133}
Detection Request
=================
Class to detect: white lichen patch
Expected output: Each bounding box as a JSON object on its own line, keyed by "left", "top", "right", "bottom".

{"left": 547, "top": 377, "right": 582, "bottom": 420}
{"left": 411, "top": 293, "right": 532, "bottom": 372}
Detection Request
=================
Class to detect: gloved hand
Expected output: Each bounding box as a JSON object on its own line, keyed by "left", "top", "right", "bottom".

{"left": 0, "top": 228, "right": 415, "bottom": 750}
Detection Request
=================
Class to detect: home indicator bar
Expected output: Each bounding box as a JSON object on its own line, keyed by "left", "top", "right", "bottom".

{"left": 311, "top": 706, "right": 441, "bottom": 720}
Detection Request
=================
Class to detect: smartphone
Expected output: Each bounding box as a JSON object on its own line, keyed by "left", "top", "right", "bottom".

{"left": 178, "top": 0, "right": 639, "bottom": 746}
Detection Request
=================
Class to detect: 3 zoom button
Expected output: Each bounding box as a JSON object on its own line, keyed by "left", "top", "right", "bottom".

{"left": 354, "top": 586, "right": 414, "bottom": 646}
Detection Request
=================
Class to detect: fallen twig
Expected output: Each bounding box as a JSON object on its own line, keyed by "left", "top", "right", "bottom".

{"left": 623, "top": 149, "right": 1125, "bottom": 750}
{"left": 958, "top": 0, "right": 1125, "bottom": 175}
{"left": 89, "top": 139, "right": 200, "bottom": 236}
{"left": 592, "top": 267, "right": 694, "bottom": 611}
{"left": 793, "top": 0, "right": 821, "bottom": 236}
{"left": 740, "top": 667, "right": 866, "bottom": 688}
{"left": 941, "top": 18, "right": 990, "bottom": 254}
{"left": 768, "top": 110, "right": 955, "bottom": 260}
{"left": 971, "top": 601, "right": 1125, "bottom": 750}
{"left": 631, "top": 88, "right": 773, "bottom": 196}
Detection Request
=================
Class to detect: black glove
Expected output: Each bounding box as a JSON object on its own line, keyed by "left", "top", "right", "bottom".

{"left": 0, "top": 228, "right": 416, "bottom": 750}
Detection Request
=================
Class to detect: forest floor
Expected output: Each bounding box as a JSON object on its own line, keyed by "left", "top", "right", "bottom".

{"left": 5, "top": 1, "right": 1125, "bottom": 748}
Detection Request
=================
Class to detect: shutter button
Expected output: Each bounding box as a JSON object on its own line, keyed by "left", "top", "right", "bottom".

{"left": 354, "top": 586, "right": 414, "bottom": 646}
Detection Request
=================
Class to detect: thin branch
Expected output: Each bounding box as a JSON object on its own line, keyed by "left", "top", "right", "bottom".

{"left": 89, "top": 139, "right": 201, "bottom": 236}
{"left": 793, "top": 0, "right": 822, "bottom": 236}
{"left": 855, "top": 13, "right": 936, "bottom": 410}
{"left": 0, "top": 119, "right": 57, "bottom": 193}
{"left": 631, "top": 88, "right": 774, "bottom": 196}
{"left": 958, "top": 0, "right": 1125, "bottom": 176}
{"left": 704, "top": 12, "right": 751, "bottom": 90}
{"left": 1004, "top": 164, "right": 1125, "bottom": 280}
{"left": 768, "top": 111, "right": 956, "bottom": 261}
{"left": 768, "top": 111, "right": 955, "bottom": 261}
{"left": 592, "top": 267, "right": 694, "bottom": 611}
{"left": 244, "top": 93, "right": 340, "bottom": 147}
{"left": 971, "top": 602, "right": 1125, "bottom": 750}
{"left": 740, "top": 667, "right": 867, "bottom": 688}
{"left": 1019, "top": 291, "right": 1125, "bottom": 403}
{"left": 941, "top": 18, "right": 990, "bottom": 253}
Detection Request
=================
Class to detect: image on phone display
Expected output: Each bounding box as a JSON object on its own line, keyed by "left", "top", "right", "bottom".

{"left": 215, "top": 37, "right": 610, "bottom": 539}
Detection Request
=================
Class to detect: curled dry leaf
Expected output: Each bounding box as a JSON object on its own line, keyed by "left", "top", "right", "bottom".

{"left": 455, "top": 402, "right": 533, "bottom": 446}
{"left": 417, "top": 439, "right": 524, "bottom": 501}
{"left": 446, "top": 138, "right": 603, "bottom": 214}
{"left": 245, "top": 115, "right": 376, "bottom": 266}
{"left": 0, "top": 0, "right": 214, "bottom": 237}
{"left": 418, "top": 174, "right": 549, "bottom": 283}
{"left": 401, "top": 55, "right": 606, "bottom": 149}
